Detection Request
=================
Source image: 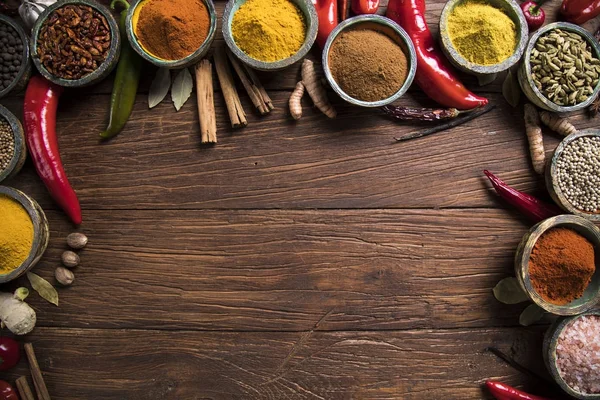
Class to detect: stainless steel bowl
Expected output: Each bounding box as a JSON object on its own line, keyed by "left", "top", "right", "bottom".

{"left": 126, "top": 0, "right": 217, "bottom": 69}
{"left": 322, "top": 15, "right": 417, "bottom": 108}
{"left": 518, "top": 22, "right": 600, "bottom": 113}
{"left": 0, "top": 105, "right": 26, "bottom": 184}
{"left": 439, "top": 0, "right": 528, "bottom": 76}
{"left": 514, "top": 214, "right": 600, "bottom": 316}
{"left": 222, "top": 0, "right": 317, "bottom": 71}
{"left": 0, "top": 14, "right": 32, "bottom": 99}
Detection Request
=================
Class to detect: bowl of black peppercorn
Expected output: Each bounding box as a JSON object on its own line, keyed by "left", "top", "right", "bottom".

{"left": 0, "top": 14, "right": 31, "bottom": 99}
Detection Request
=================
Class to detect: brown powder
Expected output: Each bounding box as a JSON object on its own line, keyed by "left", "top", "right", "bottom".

{"left": 528, "top": 227, "right": 596, "bottom": 305}
{"left": 135, "top": 0, "right": 210, "bottom": 61}
{"left": 328, "top": 29, "right": 408, "bottom": 102}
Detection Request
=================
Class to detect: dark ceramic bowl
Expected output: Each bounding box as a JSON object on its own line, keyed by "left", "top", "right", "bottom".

{"left": 126, "top": 0, "right": 217, "bottom": 69}
{"left": 0, "top": 14, "right": 32, "bottom": 99}
{"left": 223, "top": 0, "right": 317, "bottom": 71}
{"left": 0, "top": 105, "right": 26, "bottom": 184}
{"left": 543, "top": 311, "right": 600, "bottom": 399}
{"left": 30, "top": 0, "right": 121, "bottom": 88}
{"left": 0, "top": 186, "right": 49, "bottom": 284}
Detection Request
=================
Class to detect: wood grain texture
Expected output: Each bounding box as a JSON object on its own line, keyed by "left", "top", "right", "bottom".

{"left": 2, "top": 326, "right": 551, "bottom": 400}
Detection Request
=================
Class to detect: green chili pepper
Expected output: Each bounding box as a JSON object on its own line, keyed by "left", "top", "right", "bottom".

{"left": 101, "top": 0, "right": 143, "bottom": 140}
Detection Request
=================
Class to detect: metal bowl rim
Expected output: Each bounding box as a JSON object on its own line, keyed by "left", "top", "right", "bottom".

{"left": 0, "top": 14, "right": 30, "bottom": 98}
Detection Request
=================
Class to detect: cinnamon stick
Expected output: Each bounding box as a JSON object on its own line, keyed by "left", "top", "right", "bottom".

{"left": 16, "top": 376, "right": 36, "bottom": 400}
{"left": 214, "top": 46, "right": 247, "bottom": 128}
{"left": 194, "top": 60, "right": 217, "bottom": 144}
{"left": 24, "top": 343, "right": 51, "bottom": 400}
{"left": 226, "top": 49, "right": 273, "bottom": 115}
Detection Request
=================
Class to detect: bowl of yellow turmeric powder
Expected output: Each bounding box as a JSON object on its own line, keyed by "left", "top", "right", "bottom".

{"left": 439, "top": 0, "right": 528, "bottom": 76}
{"left": 0, "top": 186, "right": 49, "bottom": 284}
{"left": 222, "top": 0, "right": 318, "bottom": 71}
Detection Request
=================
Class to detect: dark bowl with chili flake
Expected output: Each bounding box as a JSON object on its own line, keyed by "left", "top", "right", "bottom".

{"left": 30, "top": 0, "right": 121, "bottom": 88}
{"left": 0, "top": 14, "right": 32, "bottom": 99}
{"left": 514, "top": 214, "right": 600, "bottom": 316}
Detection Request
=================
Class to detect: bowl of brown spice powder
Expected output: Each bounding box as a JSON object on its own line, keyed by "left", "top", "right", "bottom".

{"left": 322, "top": 15, "right": 416, "bottom": 107}
{"left": 514, "top": 214, "right": 600, "bottom": 316}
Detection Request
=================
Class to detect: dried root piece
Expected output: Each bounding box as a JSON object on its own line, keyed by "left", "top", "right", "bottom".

{"left": 301, "top": 59, "right": 336, "bottom": 118}
{"left": 289, "top": 81, "right": 305, "bottom": 120}
{"left": 524, "top": 104, "right": 545, "bottom": 175}
{"left": 0, "top": 288, "right": 36, "bottom": 335}
{"left": 539, "top": 111, "right": 577, "bottom": 137}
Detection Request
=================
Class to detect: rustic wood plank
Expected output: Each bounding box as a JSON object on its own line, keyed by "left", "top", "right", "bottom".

{"left": 2, "top": 326, "right": 551, "bottom": 400}
{"left": 3, "top": 91, "right": 587, "bottom": 210}
{"left": 11, "top": 208, "right": 550, "bottom": 331}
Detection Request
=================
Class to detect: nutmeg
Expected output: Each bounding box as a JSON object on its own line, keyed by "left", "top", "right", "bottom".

{"left": 55, "top": 267, "right": 75, "bottom": 286}
{"left": 66, "top": 232, "right": 88, "bottom": 249}
{"left": 61, "top": 251, "right": 80, "bottom": 268}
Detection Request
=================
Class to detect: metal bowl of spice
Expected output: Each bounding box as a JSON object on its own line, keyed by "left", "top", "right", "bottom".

{"left": 30, "top": 0, "right": 121, "bottom": 88}
{"left": 518, "top": 22, "right": 600, "bottom": 112}
{"left": 0, "top": 14, "right": 32, "bottom": 99}
{"left": 322, "top": 15, "right": 417, "bottom": 107}
{"left": 0, "top": 105, "right": 26, "bottom": 184}
{"left": 126, "top": 0, "right": 217, "bottom": 69}
{"left": 546, "top": 129, "right": 600, "bottom": 221}
{"left": 439, "top": 0, "right": 528, "bottom": 76}
{"left": 222, "top": 0, "right": 318, "bottom": 71}
{"left": 514, "top": 214, "right": 600, "bottom": 316}
{"left": 0, "top": 186, "right": 49, "bottom": 284}
{"left": 543, "top": 311, "right": 600, "bottom": 399}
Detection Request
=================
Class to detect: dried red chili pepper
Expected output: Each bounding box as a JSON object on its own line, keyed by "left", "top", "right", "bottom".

{"left": 313, "top": 0, "right": 338, "bottom": 49}
{"left": 486, "top": 381, "right": 551, "bottom": 400}
{"left": 386, "top": 0, "right": 488, "bottom": 109}
{"left": 561, "top": 0, "right": 600, "bottom": 25}
{"left": 351, "top": 0, "right": 379, "bottom": 15}
{"left": 24, "top": 76, "right": 82, "bottom": 225}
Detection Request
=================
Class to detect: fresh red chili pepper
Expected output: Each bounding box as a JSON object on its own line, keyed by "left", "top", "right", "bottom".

{"left": 484, "top": 170, "right": 561, "bottom": 223}
{"left": 561, "top": 0, "right": 600, "bottom": 25}
{"left": 486, "top": 381, "right": 551, "bottom": 400}
{"left": 24, "top": 76, "right": 82, "bottom": 225}
{"left": 386, "top": 0, "right": 488, "bottom": 110}
{"left": 0, "top": 337, "right": 19, "bottom": 372}
{"left": 0, "top": 381, "right": 18, "bottom": 400}
{"left": 521, "top": 1, "right": 546, "bottom": 31}
{"left": 313, "top": 0, "right": 338, "bottom": 49}
{"left": 351, "top": 0, "right": 379, "bottom": 15}
{"left": 339, "top": 0, "right": 349, "bottom": 20}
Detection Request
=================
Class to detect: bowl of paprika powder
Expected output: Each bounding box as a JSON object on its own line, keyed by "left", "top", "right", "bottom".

{"left": 514, "top": 214, "right": 600, "bottom": 316}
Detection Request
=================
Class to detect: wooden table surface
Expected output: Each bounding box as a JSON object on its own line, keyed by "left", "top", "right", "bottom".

{"left": 2, "top": 0, "right": 599, "bottom": 398}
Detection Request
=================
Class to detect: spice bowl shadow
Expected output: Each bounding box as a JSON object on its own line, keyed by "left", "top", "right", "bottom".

{"left": 518, "top": 23, "right": 600, "bottom": 113}
{"left": 438, "top": 0, "right": 528, "bottom": 77}
{"left": 543, "top": 311, "right": 600, "bottom": 400}
{"left": 0, "top": 14, "right": 32, "bottom": 99}
{"left": 0, "top": 186, "right": 49, "bottom": 284}
{"left": 322, "top": 15, "right": 417, "bottom": 108}
{"left": 546, "top": 129, "right": 600, "bottom": 221}
{"left": 126, "top": 0, "right": 217, "bottom": 69}
{"left": 0, "top": 105, "right": 26, "bottom": 184}
{"left": 514, "top": 214, "right": 600, "bottom": 316}
{"left": 222, "top": 0, "right": 317, "bottom": 71}
{"left": 30, "top": 0, "right": 121, "bottom": 88}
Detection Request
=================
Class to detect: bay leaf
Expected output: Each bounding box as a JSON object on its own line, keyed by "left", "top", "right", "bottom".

{"left": 171, "top": 68, "right": 194, "bottom": 111}
{"left": 502, "top": 68, "right": 521, "bottom": 107}
{"left": 493, "top": 277, "right": 529, "bottom": 304}
{"left": 519, "top": 304, "right": 545, "bottom": 326}
{"left": 477, "top": 73, "right": 497, "bottom": 87}
{"left": 27, "top": 272, "right": 58, "bottom": 306}
{"left": 148, "top": 68, "right": 171, "bottom": 109}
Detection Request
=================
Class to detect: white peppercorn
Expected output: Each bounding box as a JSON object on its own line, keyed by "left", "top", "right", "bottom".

{"left": 0, "top": 118, "right": 14, "bottom": 173}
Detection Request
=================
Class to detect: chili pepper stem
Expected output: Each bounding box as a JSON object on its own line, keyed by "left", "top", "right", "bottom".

{"left": 110, "top": 0, "right": 130, "bottom": 10}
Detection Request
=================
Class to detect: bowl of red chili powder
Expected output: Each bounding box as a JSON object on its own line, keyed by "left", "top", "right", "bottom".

{"left": 514, "top": 214, "right": 600, "bottom": 316}
{"left": 126, "top": 0, "right": 217, "bottom": 69}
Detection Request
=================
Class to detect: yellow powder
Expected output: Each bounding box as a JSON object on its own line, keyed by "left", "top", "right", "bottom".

{"left": 232, "top": 0, "right": 306, "bottom": 62}
{"left": 0, "top": 194, "right": 33, "bottom": 274}
{"left": 447, "top": 0, "right": 517, "bottom": 66}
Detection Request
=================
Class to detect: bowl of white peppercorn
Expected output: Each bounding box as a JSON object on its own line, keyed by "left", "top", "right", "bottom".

{"left": 0, "top": 105, "right": 26, "bottom": 184}
{"left": 546, "top": 129, "right": 600, "bottom": 221}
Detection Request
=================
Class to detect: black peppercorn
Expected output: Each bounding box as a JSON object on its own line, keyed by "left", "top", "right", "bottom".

{"left": 0, "top": 21, "right": 22, "bottom": 92}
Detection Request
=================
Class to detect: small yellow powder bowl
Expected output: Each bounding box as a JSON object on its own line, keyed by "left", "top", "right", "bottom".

{"left": 0, "top": 186, "right": 49, "bottom": 284}
{"left": 439, "top": 0, "right": 528, "bottom": 76}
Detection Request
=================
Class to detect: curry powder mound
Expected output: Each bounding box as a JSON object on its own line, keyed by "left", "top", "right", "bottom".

{"left": 447, "top": 0, "right": 517, "bottom": 66}
{"left": 0, "top": 195, "right": 33, "bottom": 274}
{"left": 232, "top": 0, "right": 306, "bottom": 62}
